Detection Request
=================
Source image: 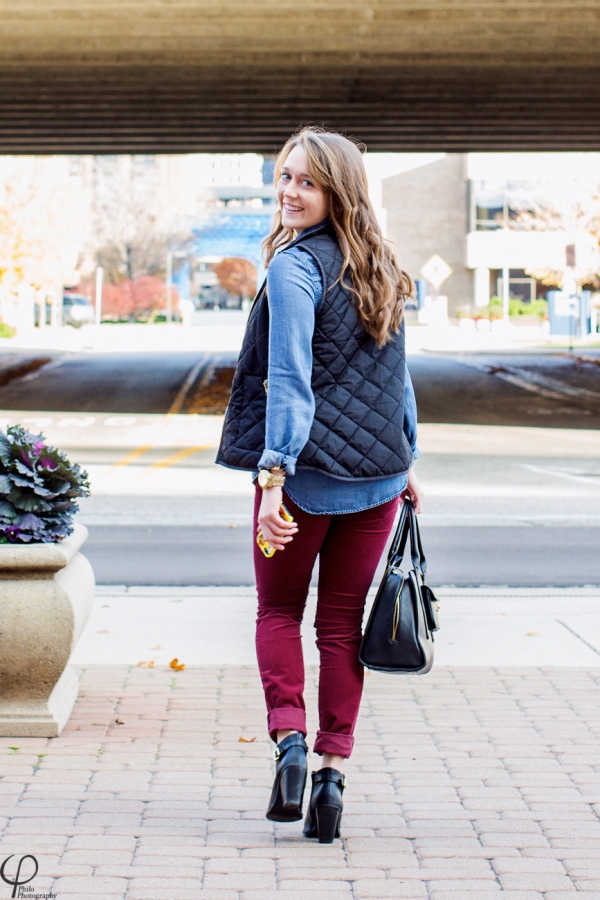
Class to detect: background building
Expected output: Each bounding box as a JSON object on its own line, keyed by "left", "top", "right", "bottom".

{"left": 382, "top": 152, "right": 600, "bottom": 316}
{"left": 382, "top": 155, "right": 472, "bottom": 315}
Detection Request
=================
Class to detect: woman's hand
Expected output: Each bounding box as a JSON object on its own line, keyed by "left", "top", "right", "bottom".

{"left": 258, "top": 487, "right": 299, "bottom": 551}
{"left": 400, "top": 468, "right": 423, "bottom": 514}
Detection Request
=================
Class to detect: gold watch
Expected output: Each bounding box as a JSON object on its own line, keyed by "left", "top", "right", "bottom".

{"left": 257, "top": 467, "right": 286, "bottom": 489}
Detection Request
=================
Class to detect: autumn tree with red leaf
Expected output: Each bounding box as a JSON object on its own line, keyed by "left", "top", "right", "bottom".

{"left": 78, "top": 275, "right": 177, "bottom": 321}
{"left": 212, "top": 258, "right": 257, "bottom": 300}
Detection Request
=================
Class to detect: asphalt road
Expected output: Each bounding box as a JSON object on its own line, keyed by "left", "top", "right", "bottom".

{"left": 0, "top": 351, "right": 239, "bottom": 415}
{"left": 1, "top": 348, "right": 599, "bottom": 427}
{"left": 83, "top": 523, "right": 600, "bottom": 588}
{"left": 1, "top": 345, "right": 599, "bottom": 586}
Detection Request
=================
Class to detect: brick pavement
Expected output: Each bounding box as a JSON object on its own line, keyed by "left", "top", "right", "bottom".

{"left": 0, "top": 664, "right": 600, "bottom": 899}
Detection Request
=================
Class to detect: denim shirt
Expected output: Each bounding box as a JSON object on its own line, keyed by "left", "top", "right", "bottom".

{"left": 256, "top": 230, "right": 419, "bottom": 515}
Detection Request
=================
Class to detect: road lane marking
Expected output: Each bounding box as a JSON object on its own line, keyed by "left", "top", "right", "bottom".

{"left": 149, "top": 445, "right": 213, "bottom": 469}
{"left": 518, "top": 463, "right": 600, "bottom": 487}
{"left": 457, "top": 358, "right": 600, "bottom": 403}
{"left": 104, "top": 416, "right": 138, "bottom": 427}
{"left": 58, "top": 416, "right": 96, "bottom": 427}
{"left": 113, "top": 445, "right": 154, "bottom": 468}
{"left": 168, "top": 355, "right": 208, "bottom": 414}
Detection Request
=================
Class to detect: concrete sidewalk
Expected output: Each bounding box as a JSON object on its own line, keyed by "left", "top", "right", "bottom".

{"left": 72, "top": 587, "right": 600, "bottom": 668}
{"left": 1, "top": 587, "right": 600, "bottom": 898}
{"left": 2, "top": 316, "right": 599, "bottom": 361}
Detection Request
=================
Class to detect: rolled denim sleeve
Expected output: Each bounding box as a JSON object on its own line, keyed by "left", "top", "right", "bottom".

{"left": 403, "top": 365, "right": 420, "bottom": 462}
{"left": 257, "top": 249, "right": 322, "bottom": 474}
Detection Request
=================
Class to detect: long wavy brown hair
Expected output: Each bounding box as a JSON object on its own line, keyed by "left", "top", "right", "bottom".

{"left": 263, "top": 127, "right": 413, "bottom": 346}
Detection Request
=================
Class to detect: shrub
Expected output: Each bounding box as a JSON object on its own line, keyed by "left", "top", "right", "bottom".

{"left": 508, "top": 297, "right": 549, "bottom": 320}
{"left": 0, "top": 425, "right": 89, "bottom": 543}
{"left": 484, "top": 296, "right": 549, "bottom": 321}
{"left": 488, "top": 296, "right": 504, "bottom": 319}
{"left": 455, "top": 305, "right": 474, "bottom": 319}
{"left": 0, "top": 320, "right": 16, "bottom": 338}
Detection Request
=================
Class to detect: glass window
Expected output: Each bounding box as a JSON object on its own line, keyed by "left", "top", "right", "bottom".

{"left": 473, "top": 180, "right": 505, "bottom": 229}
{"left": 472, "top": 180, "right": 536, "bottom": 231}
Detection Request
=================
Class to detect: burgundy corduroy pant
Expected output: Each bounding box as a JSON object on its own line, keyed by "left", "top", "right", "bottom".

{"left": 254, "top": 486, "right": 399, "bottom": 758}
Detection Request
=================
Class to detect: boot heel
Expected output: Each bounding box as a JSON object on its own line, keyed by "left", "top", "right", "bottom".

{"left": 316, "top": 805, "right": 340, "bottom": 843}
{"left": 266, "top": 733, "right": 308, "bottom": 823}
{"left": 280, "top": 764, "right": 307, "bottom": 810}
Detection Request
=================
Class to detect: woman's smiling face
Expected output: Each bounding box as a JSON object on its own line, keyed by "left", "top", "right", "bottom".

{"left": 276, "top": 144, "right": 329, "bottom": 233}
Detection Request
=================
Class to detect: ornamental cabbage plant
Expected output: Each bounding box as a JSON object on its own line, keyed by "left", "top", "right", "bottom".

{"left": 0, "top": 425, "right": 90, "bottom": 543}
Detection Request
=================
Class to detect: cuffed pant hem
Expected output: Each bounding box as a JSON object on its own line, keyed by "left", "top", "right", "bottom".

{"left": 313, "top": 730, "right": 354, "bottom": 758}
{"left": 267, "top": 708, "right": 307, "bottom": 743}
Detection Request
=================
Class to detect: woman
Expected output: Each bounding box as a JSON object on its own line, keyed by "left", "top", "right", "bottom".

{"left": 217, "top": 127, "right": 422, "bottom": 843}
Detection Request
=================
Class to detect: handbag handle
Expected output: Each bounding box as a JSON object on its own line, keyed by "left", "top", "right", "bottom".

{"left": 387, "top": 497, "right": 410, "bottom": 563}
{"left": 388, "top": 499, "right": 427, "bottom": 575}
{"left": 408, "top": 503, "right": 427, "bottom": 576}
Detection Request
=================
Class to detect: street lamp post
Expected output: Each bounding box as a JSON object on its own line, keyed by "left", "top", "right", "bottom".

{"left": 166, "top": 250, "right": 189, "bottom": 324}
{"left": 95, "top": 266, "right": 103, "bottom": 328}
{"left": 564, "top": 244, "right": 577, "bottom": 351}
{"left": 166, "top": 251, "right": 173, "bottom": 325}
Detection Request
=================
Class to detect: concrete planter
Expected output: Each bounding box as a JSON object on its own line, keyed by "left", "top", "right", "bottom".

{"left": 0, "top": 523, "right": 94, "bottom": 737}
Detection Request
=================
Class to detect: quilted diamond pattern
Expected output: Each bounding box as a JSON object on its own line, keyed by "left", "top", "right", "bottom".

{"left": 216, "top": 223, "right": 412, "bottom": 479}
{"left": 215, "top": 278, "right": 270, "bottom": 470}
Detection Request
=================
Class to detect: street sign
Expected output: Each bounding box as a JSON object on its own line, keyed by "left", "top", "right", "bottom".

{"left": 553, "top": 292, "right": 578, "bottom": 317}
{"left": 420, "top": 254, "right": 452, "bottom": 289}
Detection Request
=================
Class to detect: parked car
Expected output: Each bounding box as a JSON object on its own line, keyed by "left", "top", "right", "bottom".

{"left": 62, "top": 294, "right": 95, "bottom": 328}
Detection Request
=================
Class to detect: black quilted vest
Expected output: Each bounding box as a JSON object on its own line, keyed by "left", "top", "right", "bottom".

{"left": 216, "top": 222, "right": 412, "bottom": 480}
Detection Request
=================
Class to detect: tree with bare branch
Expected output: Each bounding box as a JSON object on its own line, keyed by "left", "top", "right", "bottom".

{"left": 0, "top": 156, "right": 85, "bottom": 327}
{"left": 89, "top": 156, "right": 193, "bottom": 284}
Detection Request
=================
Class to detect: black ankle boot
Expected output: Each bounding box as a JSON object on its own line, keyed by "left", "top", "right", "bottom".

{"left": 266, "top": 733, "right": 309, "bottom": 822}
{"left": 303, "top": 767, "right": 346, "bottom": 842}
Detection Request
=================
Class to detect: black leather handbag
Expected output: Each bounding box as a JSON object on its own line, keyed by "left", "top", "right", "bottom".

{"left": 359, "top": 499, "right": 440, "bottom": 675}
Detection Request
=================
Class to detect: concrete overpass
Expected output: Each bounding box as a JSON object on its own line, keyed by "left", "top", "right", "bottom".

{"left": 1, "top": 1, "right": 600, "bottom": 153}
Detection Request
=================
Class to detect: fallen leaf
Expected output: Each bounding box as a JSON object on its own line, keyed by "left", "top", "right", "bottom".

{"left": 115, "top": 718, "right": 125, "bottom": 725}
{"left": 227, "top": 522, "right": 238, "bottom": 528}
{"left": 149, "top": 643, "right": 162, "bottom": 650}
{"left": 239, "top": 736, "right": 256, "bottom": 743}
{"left": 96, "top": 628, "right": 110, "bottom": 633}
{"left": 169, "top": 658, "right": 186, "bottom": 671}
{"left": 137, "top": 660, "right": 156, "bottom": 668}
{"left": 526, "top": 631, "right": 539, "bottom": 637}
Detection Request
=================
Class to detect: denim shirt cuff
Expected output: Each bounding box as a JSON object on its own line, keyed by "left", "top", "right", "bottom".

{"left": 412, "top": 446, "right": 420, "bottom": 462}
{"left": 257, "top": 450, "right": 298, "bottom": 475}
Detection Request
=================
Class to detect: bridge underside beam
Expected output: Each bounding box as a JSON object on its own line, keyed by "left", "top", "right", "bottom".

{"left": 1, "top": 65, "right": 600, "bottom": 154}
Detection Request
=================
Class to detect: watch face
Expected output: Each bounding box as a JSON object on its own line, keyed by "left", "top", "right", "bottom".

{"left": 258, "top": 470, "right": 268, "bottom": 487}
